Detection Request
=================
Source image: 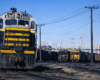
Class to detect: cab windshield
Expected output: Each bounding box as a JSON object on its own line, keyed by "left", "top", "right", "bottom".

{"left": 18, "top": 20, "right": 29, "bottom": 26}
{"left": 5, "top": 20, "right": 17, "bottom": 25}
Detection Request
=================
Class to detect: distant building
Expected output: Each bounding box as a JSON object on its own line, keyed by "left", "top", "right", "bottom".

{"left": 79, "top": 45, "right": 82, "bottom": 50}
{"left": 98, "top": 44, "right": 100, "bottom": 54}
{"left": 38, "top": 46, "right": 52, "bottom": 50}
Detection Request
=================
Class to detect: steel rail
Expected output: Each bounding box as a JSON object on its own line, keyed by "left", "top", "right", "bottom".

{"left": 17, "top": 71, "right": 81, "bottom": 80}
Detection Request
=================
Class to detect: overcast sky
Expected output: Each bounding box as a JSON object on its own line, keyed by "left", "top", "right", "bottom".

{"left": 0, "top": 0, "right": 100, "bottom": 47}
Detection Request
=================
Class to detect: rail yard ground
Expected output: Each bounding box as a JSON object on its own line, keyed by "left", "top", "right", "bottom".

{"left": 1, "top": 62, "right": 100, "bottom": 80}
{"left": 36, "top": 62, "right": 100, "bottom": 80}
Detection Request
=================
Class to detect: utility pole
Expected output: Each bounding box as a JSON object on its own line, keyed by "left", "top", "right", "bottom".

{"left": 37, "top": 24, "right": 45, "bottom": 62}
{"left": 85, "top": 6, "right": 99, "bottom": 63}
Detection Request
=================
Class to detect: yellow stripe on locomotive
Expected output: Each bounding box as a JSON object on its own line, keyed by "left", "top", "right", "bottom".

{"left": 5, "top": 33, "right": 30, "bottom": 36}
{"left": 1, "top": 49, "right": 35, "bottom": 54}
{"left": 4, "top": 27, "right": 30, "bottom": 47}
{"left": 6, "top": 27, "right": 30, "bottom": 31}
{"left": 5, "top": 38, "right": 30, "bottom": 41}
{"left": 5, "top": 43, "right": 29, "bottom": 46}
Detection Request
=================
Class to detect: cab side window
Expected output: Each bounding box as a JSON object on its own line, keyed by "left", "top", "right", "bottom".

{"left": 31, "top": 21, "right": 35, "bottom": 29}
{"left": 0, "top": 19, "right": 3, "bottom": 28}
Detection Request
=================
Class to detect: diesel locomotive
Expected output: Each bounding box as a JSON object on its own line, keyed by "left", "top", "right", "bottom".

{"left": 0, "top": 8, "right": 37, "bottom": 69}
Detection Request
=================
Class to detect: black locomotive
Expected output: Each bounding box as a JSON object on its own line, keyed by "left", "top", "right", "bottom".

{"left": 0, "top": 8, "right": 37, "bottom": 69}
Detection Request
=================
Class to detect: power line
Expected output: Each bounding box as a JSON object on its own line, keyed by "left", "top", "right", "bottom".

{"left": 42, "top": 16, "right": 90, "bottom": 32}
{"left": 43, "top": 18, "right": 89, "bottom": 34}
{"left": 42, "top": 18, "right": 89, "bottom": 33}
{"left": 42, "top": 22, "right": 90, "bottom": 36}
{"left": 43, "top": 7, "right": 84, "bottom": 24}
{"left": 59, "top": 18, "right": 90, "bottom": 32}
{"left": 45, "top": 11, "right": 87, "bottom": 25}
{"left": 57, "top": 22, "right": 90, "bottom": 35}
{"left": 44, "top": 9, "right": 89, "bottom": 25}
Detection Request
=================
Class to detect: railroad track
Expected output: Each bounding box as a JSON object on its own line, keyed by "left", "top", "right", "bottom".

{"left": 0, "top": 68, "right": 81, "bottom": 80}
{"left": 69, "top": 65, "right": 100, "bottom": 73}
{"left": 1, "top": 62, "right": 100, "bottom": 80}
{"left": 18, "top": 71, "right": 81, "bottom": 80}
{"left": 35, "top": 62, "right": 100, "bottom": 80}
{"left": 53, "top": 62, "right": 100, "bottom": 74}
{"left": 36, "top": 62, "right": 100, "bottom": 74}
{"left": 65, "top": 63, "right": 100, "bottom": 72}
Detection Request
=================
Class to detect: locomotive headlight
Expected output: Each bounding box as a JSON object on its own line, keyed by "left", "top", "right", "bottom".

{"left": 17, "top": 12, "right": 20, "bottom": 18}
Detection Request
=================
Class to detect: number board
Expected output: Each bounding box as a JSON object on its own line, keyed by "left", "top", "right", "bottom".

{"left": 5, "top": 13, "right": 15, "bottom": 18}
{"left": 21, "top": 14, "right": 29, "bottom": 20}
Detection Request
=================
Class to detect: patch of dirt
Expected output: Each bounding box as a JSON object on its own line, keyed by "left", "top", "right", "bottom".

{"left": 43, "top": 63, "right": 100, "bottom": 80}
